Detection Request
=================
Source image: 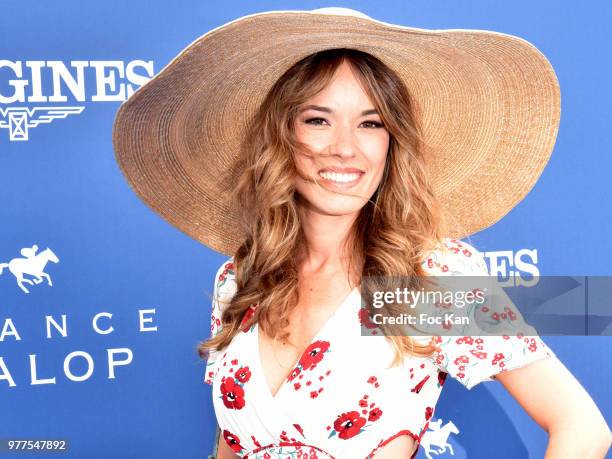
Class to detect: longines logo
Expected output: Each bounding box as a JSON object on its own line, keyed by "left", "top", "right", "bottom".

{"left": 0, "top": 60, "right": 154, "bottom": 141}
{"left": 483, "top": 249, "right": 539, "bottom": 287}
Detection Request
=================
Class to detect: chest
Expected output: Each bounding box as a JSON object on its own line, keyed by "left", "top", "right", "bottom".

{"left": 257, "top": 277, "right": 355, "bottom": 398}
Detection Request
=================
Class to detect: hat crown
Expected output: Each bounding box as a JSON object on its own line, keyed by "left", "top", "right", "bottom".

{"left": 310, "top": 7, "right": 373, "bottom": 20}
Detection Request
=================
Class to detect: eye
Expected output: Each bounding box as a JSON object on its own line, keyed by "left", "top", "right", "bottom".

{"left": 361, "top": 121, "right": 385, "bottom": 128}
{"left": 304, "top": 117, "right": 328, "bottom": 126}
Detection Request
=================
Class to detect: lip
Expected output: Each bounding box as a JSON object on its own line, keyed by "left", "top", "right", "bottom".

{"left": 318, "top": 169, "right": 364, "bottom": 189}
{"left": 318, "top": 167, "right": 365, "bottom": 174}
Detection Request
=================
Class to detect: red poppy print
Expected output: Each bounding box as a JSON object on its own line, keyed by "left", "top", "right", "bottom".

{"left": 293, "top": 423, "right": 305, "bottom": 438}
{"left": 240, "top": 305, "right": 257, "bottom": 332}
{"left": 331, "top": 411, "right": 367, "bottom": 440}
{"left": 218, "top": 262, "right": 235, "bottom": 287}
{"left": 222, "top": 429, "right": 243, "bottom": 453}
{"left": 358, "top": 308, "right": 378, "bottom": 329}
{"left": 299, "top": 340, "right": 330, "bottom": 370}
{"left": 446, "top": 239, "right": 462, "bottom": 254}
{"left": 251, "top": 435, "right": 261, "bottom": 448}
{"left": 411, "top": 375, "right": 430, "bottom": 394}
{"left": 368, "top": 407, "right": 383, "bottom": 422}
{"left": 287, "top": 366, "right": 301, "bottom": 382}
{"left": 220, "top": 376, "right": 246, "bottom": 410}
{"left": 235, "top": 366, "right": 251, "bottom": 383}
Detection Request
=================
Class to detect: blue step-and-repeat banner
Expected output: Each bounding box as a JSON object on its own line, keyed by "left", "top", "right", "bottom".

{"left": 1, "top": 1, "right": 610, "bottom": 458}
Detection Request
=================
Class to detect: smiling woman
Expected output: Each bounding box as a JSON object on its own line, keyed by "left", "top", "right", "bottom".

{"left": 111, "top": 5, "right": 611, "bottom": 459}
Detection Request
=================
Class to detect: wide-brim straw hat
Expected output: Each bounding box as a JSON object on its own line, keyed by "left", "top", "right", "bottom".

{"left": 112, "top": 7, "right": 561, "bottom": 257}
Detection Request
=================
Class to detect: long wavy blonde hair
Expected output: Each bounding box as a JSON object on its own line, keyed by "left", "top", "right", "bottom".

{"left": 198, "top": 48, "right": 449, "bottom": 367}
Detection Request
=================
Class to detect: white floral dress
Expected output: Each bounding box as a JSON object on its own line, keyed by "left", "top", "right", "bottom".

{"left": 204, "top": 238, "right": 555, "bottom": 458}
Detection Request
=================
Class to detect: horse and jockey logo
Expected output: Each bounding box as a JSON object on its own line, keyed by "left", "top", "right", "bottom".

{"left": 420, "top": 418, "right": 460, "bottom": 458}
{"left": 0, "top": 244, "right": 59, "bottom": 293}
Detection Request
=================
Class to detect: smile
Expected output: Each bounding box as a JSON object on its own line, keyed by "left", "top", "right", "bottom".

{"left": 318, "top": 170, "right": 364, "bottom": 188}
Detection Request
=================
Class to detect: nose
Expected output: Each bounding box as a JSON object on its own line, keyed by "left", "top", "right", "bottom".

{"left": 329, "top": 124, "right": 358, "bottom": 159}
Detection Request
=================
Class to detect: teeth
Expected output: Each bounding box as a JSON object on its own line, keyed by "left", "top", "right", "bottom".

{"left": 319, "top": 171, "right": 361, "bottom": 183}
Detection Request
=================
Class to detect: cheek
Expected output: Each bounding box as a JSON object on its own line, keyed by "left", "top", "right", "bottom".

{"left": 375, "top": 133, "right": 390, "bottom": 153}
{"left": 293, "top": 126, "right": 326, "bottom": 166}
{"left": 297, "top": 132, "right": 329, "bottom": 154}
{"left": 293, "top": 151, "right": 316, "bottom": 176}
{"left": 367, "top": 137, "right": 390, "bottom": 174}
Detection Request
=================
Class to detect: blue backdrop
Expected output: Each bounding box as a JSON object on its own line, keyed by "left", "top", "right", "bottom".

{"left": 1, "top": 1, "right": 610, "bottom": 458}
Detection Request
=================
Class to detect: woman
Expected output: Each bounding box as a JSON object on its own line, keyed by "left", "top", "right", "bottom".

{"left": 112, "top": 7, "right": 611, "bottom": 458}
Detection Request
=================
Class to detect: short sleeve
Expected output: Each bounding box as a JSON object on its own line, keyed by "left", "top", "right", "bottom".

{"left": 424, "top": 238, "right": 556, "bottom": 390}
{"left": 203, "top": 257, "right": 236, "bottom": 385}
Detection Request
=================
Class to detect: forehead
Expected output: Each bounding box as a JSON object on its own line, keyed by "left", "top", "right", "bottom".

{"left": 304, "top": 61, "right": 375, "bottom": 108}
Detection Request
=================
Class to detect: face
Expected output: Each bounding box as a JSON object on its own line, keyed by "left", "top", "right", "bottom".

{"left": 293, "top": 60, "right": 390, "bottom": 217}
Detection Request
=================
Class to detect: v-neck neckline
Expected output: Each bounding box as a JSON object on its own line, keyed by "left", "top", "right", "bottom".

{"left": 253, "top": 286, "right": 359, "bottom": 402}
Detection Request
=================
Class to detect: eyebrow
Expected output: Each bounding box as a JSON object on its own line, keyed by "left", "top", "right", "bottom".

{"left": 299, "top": 104, "right": 379, "bottom": 116}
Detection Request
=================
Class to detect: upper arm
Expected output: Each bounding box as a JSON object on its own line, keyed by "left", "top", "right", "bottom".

{"left": 495, "top": 354, "right": 611, "bottom": 436}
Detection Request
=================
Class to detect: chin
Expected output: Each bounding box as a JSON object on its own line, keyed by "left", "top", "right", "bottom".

{"left": 313, "top": 200, "right": 365, "bottom": 216}
{"left": 295, "top": 188, "right": 370, "bottom": 216}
